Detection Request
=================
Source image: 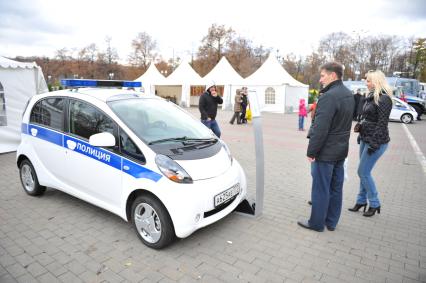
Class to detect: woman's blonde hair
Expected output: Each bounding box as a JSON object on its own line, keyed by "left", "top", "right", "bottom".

{"left": 365, "top": 70, "right": 393, "bottom": 104}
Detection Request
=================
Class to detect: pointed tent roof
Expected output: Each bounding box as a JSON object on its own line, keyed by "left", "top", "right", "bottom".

{"left": 166, "top": 60, "right": 204, "bottom": 85}
{"left": 0, "top": 56, "right": 38, "bottom": 69}
{"left": 0, "top": 56, "right": 48, "bottom": 94}
{"left": 135, "top": 63, "right": 168, "bottom": 85}
{"left": 202, "top": 56, "right": 245, "bottom": 85}
{"left": 245, "top": 54, "right": 308, "bottom": 87}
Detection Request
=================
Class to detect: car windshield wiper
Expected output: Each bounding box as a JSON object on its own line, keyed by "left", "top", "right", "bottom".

{"left": 148, "top": 136, "right": 216, "bottom": 145}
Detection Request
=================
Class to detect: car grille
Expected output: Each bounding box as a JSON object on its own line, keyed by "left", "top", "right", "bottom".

{"left": 203, "top": 195, "right": 238, "bottom": 218}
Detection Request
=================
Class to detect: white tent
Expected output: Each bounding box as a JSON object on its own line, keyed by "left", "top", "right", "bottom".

{"left": 0, "top": 56, "right": 48, "bottom": 153}
{"left": 134, "top": 63, "right": 167, "bottom": 95}
{"left": 162, "top": 60, "right": 204, "bottom": 107}
{"left": 202, "top": 57, "right": 246, "bottom": 110}
{"left": 244, "top": 55, "right": 309, "bottom": 113}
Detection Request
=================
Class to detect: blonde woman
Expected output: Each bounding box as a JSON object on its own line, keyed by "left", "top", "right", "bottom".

{"left": 348, "top": 70, "right": 393, "bottom": 217}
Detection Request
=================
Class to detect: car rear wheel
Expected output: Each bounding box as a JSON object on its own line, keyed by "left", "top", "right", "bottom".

{"left": 131, "top": 194, "right": 175, "bottom": 249}
{"left": 19, "top": 159, "right": 46, "bottom": 196}
{"left": 401, "top": 113, "right": 413, "bottom": 124}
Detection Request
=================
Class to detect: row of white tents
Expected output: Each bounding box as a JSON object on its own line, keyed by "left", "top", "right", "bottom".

{"left": 0, "top": 54, "right": 308, "bottom": 153}
{"left": 135, "top": 54, "right": 309, "bottom": 113}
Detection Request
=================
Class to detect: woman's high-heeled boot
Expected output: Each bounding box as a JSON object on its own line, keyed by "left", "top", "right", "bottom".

{"left": 348, "top": 203, "right": 367, "bottom": 212}
{"left": 363, "top": 206, "right": 381, "bottom": 217}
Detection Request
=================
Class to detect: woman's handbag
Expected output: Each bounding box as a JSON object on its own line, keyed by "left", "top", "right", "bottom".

{"left": 246, "top": 108, "right": 252, "bottom": 122}
{"left": 354, "top": 118, "right": 365, "bottom": 133}
{"left": 353, "top": 122, "right": 362, "bottom": 133}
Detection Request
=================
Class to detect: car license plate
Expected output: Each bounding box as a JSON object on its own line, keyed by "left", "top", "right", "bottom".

{"left": 214, "top": 183, "right": 240, "bottom": 207}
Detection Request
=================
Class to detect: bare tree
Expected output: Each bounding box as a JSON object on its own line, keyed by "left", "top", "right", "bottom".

{"left": 78, "top": 43, "right": 98, "bottom": 63}
{"left": 55, "top": 48, "right": 70, "bottom": 61}
{"left": 104, "top": 36, "right": 119, "bottom": 65}
{"left": 319, "top": 32, "right": 352, "bottom": 62}
{"left": 128, "top": 32, "right": 157, "bottom": 69}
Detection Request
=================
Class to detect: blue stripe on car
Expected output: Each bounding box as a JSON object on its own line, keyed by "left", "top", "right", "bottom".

{"left": 22, "top": 123, "right": 162, "bottom": 182}
{"left": 27, "top": 124, "right": 63, "bottom": 146}
{"left": 122, "top": 158, "right": 162, "bottom": 181}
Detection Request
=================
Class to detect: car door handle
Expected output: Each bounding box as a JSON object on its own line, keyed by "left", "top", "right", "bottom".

{"left": 123, "top": 165, "right": 130, "bottom": 171}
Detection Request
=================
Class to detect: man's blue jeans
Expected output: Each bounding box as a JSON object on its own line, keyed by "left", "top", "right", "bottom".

{"left": 309, "top": 159, "right": 345, "bottom": 230}
{"left": 201, "top": 119, "right": 221, "bottom": 138}
{"left": 356, "top": 141, "right": 388, "bottom": 208}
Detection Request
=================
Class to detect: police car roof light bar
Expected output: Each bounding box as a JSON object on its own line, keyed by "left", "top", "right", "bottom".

{"left": 61, "top": 79, "right": 142, "bottom": 88}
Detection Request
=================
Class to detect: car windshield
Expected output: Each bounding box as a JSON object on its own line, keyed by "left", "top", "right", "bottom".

{"left": 108, "top": 98, "right": 214, "bottom": 144}
{"left": 343, "top": 81, "right": 368, "bottom": 94}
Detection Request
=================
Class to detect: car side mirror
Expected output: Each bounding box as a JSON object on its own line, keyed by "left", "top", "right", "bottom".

{"left": 395, "top": 102, "right": 402, "bottom": 107}
{"left": 89, "top": 132, "right": 116, "bottom": 147}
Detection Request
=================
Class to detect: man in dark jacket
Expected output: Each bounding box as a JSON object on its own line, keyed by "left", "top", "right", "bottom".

{"left": 298, "top": 62, "right": 354, "bottom": 232}
{"left": 199, "top": 83, "right": 223, "bottom": 137}
{"left": 353, "top": 89, "right": 362, "bottom": 120}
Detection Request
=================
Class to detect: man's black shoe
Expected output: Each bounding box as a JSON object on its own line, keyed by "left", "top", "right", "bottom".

{"left": 326, "top": 226, "right": 335, "bottom": 231}
{"left": 297, "top": 220, "right": 323, "bottom": 232}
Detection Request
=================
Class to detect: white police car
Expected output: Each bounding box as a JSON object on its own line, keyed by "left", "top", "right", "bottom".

{"left": 17, "top": 79, "right": 247, "bottom": 249}
{"left": 390, "top": 97, "right": 417, "bottom": 124}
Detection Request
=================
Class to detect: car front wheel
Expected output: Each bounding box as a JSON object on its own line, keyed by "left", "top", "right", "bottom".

{"left": 401, "top": 113, "right": 413, "bottom": 124}
{"left": 131, "top": 194, "right": 175, "bottom": 249}
{"left": 19, "top": 159, "right": 46, "bottom": 196}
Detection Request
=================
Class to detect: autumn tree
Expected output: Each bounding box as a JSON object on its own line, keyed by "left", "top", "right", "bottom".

{"left": 194, "top": 24, "right": 235, "bottom": 76}
{"left": 303, "top": 52, "right": 326, "bottom": 88}
{"left": 410, "top": 38, "right": 426, "bottom": 80}
{"left": 227, "top": 37, "right": 258, "bottom": 77}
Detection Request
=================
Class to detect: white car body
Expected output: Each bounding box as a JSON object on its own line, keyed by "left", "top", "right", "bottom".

{"left": 389, "top": 97, "right": 417, "bottom": 124}
{"left": 17, "top": 84, "right": 247, "bottom": 248}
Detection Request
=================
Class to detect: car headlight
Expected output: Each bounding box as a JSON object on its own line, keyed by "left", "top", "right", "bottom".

{"left": 220, "top": 140, "right": 233, "bottom": 164}
{"left": 155, "top": 154, "right": 193, "bottom": 184}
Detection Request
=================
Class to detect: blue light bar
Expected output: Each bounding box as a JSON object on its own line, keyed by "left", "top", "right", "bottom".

{"left": 61, "top": 79, "right": 142, "bottom": 88}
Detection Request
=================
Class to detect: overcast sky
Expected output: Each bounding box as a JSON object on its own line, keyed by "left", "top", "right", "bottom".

{"left": 1, "top": 0, "right": 425, "bottom": 63}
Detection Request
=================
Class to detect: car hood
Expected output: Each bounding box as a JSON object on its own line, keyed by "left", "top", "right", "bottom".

{"left": 176, "top": 148, "right": 231, "bottom": 181}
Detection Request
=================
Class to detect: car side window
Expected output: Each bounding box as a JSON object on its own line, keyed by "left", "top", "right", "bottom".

{"left": 119, "top": 129, "right": 146, "bottom": 163}
{"left": 30, "top": 98, "right": 65, "bottom": 131}
{"left": 69, "top": 99, "right": 115, "bottom": 140}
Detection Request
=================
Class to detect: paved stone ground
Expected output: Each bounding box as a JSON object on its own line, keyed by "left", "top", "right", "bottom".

{"left": 1, "top": 108, "right": 425, "bottom": 283}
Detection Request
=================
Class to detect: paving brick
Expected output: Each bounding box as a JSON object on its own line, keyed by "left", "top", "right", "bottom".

{"left": 45, "top": 261, "right": 68, "bottom": 277}
{"left": 5, "top": 263, "right": 27, "bottom": 278}
{"left": 37, "top": 272, "right": 61, "bottom": 283}
{"left": 34, "top": 252, "right": 55, "bottom": 266}
{"left": 0, "top": 254, "right": 17, "bottom": 267}
{"left": 16, "top": 272, "right": 38, "bottom": 283}
{"left": 0, "top": 273, "right": 19, "bottom": 283}
{"left": 14, "top": 252, "right": 34, "bottom": 267}
{"left": 58, "top": 271, "right": 84, "bottom": 283}
{"left": 25, "top": 261, "right": 47, "bottom": 278}
{"left": 4, "top": 245, "right": 25, "bottom": 257}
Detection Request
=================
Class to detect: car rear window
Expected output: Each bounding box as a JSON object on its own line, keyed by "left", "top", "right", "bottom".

{"left": 30, "top": 98, "right": 65, "bottom": 131}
